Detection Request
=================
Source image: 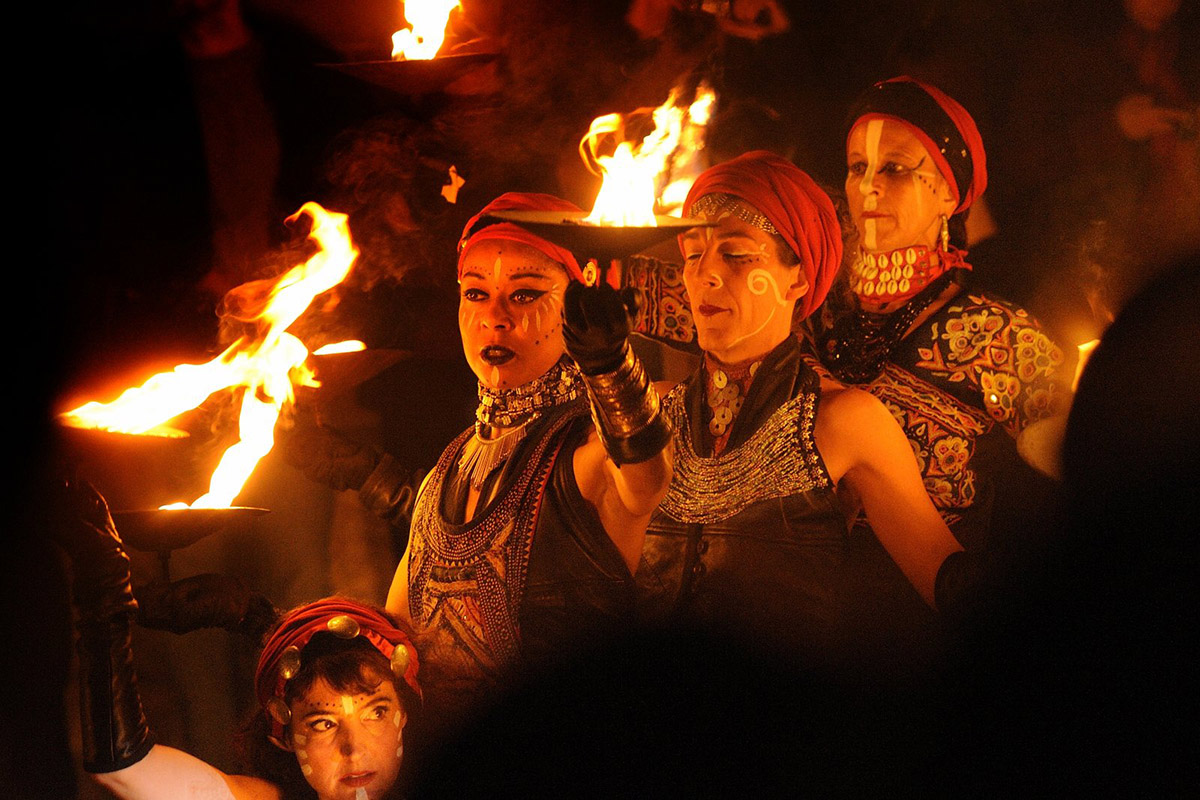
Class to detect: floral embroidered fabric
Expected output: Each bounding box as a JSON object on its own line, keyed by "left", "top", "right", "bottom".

{"left": 804, "top": 289, "right": 1069, "bottom": 540}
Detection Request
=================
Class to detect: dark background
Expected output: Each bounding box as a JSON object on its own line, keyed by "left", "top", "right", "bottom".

{"left": 8, "top": 1, "right": 1198, "bottom": 797}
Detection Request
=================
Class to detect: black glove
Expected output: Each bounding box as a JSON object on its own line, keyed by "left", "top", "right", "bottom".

{"left": 48, "top": 477, "right": 155, "bottom": 773}
{"left": 136, "top": 574, "right": 279, "bottom": 641}
{"left": 280, "top": 410, "right": 381, "bottom": 491}
{"left": 562, "top": 283, "right": 643, "bottom": 375}
{"left": 934, "top": 549, "right": 994, "bottom": 631}
{"left": 47, "top": 478, "right": 136, "bottom": 623}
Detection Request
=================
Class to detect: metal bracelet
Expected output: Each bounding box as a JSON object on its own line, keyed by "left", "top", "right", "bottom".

{"left": 581, "top": 343, "right": 673, "bottom": 465}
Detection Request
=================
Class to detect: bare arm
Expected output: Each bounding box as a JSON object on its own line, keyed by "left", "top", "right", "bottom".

{"left": 563, "top": 284, "right": 676, "bottom": 574}
{"left": 95, "top": 745, "right": 278, "bottom": 800}
{"left": 574, "top": 430, "right": 672, "bottom": 574}
{"left": 385, "top": 471, "right": 434, "bottom": 622}
{"left": 816, "top": 387, "right": 962, "bottom": 607}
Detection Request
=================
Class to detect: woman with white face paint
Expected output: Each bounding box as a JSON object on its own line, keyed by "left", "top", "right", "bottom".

{"left": 636, "top": 151, "right": 968, "bottom": 667}
{"left": 51, "top": 478, "right": 421, "bottom": 800}
{"left": 384, "top": 192, "right": 672, "bottom": 734}
{"left": 804, "top": 77, "right": 1073, "bottom": 668}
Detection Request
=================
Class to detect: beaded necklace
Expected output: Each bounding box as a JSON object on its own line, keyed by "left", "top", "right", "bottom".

{"left": 702, "top": 354, "right": 762, "bottom": 455}
{"left": 461, "top": 359, "right": 583, "bottom": 490}
{"left": 818, "top": 267, "right": 966, "bottom": 384}
{"left": 847, "top": 244, "right": 965, "bottom": 307}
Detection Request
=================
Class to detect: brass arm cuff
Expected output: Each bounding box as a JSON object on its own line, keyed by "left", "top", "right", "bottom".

{"left": 582, "top": 343, "right": 673, "bottom": 465}
{"left": 359, "top": 454, "right": 422, "bottom": 526}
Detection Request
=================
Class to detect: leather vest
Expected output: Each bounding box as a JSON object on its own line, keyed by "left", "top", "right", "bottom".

{"left": 637, "top": 340, "right": 849, "bottom": 655}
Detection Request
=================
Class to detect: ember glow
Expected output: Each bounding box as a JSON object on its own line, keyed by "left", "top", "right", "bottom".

{"left": 61, "top": 203, "right": 360, "bottom": 509}
{"left": 581, "top": 83, "right": 717, "bottom": 226}
{"left": 391, "top": 0, "right": 461, "bottom": 61}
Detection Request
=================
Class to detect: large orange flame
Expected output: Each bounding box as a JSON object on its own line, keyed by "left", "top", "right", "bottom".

{"left": 61, "top": 202, "right": 360, "bottom": 509}
{"left": 580, "top": 82, "right": 717, "bottom": 226}
{"left": 392, "top": 0, "right": 461, "bottom": 61}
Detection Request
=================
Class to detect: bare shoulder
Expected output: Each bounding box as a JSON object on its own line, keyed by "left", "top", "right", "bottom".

{"left": 224, "top": 773, "right": 284, "bottom": 800}
{"left": 818, "top": 385, "right": 894, "bottom": 431}
{"left": 653, "top": 379, "right": 679, "bottom": 396}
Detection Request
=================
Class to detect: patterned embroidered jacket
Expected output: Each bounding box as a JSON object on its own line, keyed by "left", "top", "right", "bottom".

{"left": 805, "top": 286, "right": 1070, "bottom": 550}
{"left": 407, "top": 400, "right": 635, "bottom": 722}
{"left": 637, "top": 339, "right": 850, "bottom": 659}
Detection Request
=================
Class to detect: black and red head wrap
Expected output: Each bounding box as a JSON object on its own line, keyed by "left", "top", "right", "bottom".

{"left": 457, "top": 192, "right": 585, "bottom": 283}
{"left": 683, "top": 150, "right": 844, "bottom": 321}
{"left": 846, "top": 76, "right": 988, "bottom": 215}
{"left": 254, "top": 597, "right": 421, "bottom": 742}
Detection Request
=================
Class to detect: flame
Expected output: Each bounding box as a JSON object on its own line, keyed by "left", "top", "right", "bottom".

{"left": 61, "top": 203, "right": 359, "bottom": 509}
{"left": 1073, "top": 338, "right": 1100, "bottom": 393}
{"left": 391, "top": 0, "right": 461, "bottom": 61}
{"left": 580, "top": 82, "right": 717, "bottom": 226}
{"left": 313, "top": 340, "right": 366, "bottom": 356}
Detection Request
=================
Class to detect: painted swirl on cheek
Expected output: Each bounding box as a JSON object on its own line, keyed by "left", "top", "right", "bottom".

{"left": 720, "top": 269, "right": 786, "bottom": 351}
{"left": 746, "top": 268, "right": 788, "bottom": 305}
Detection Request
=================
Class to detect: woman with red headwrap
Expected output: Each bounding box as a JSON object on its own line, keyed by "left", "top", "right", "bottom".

{"left": 803, "top": 78, "right": 1073, "bottom": 663}
{"left": 636, "top": 151, "right": 966, "bottom": 665}
{"left": 51, "top": 477, "right": 422, "bottom": 800}
{"left": 383, "top": 192, "right": 672, "bottom": 731}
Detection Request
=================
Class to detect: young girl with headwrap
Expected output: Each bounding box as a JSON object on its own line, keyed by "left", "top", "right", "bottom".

{"left": 636, "top": 150, "right": 968, "bottom": 666}
{"left": 382, "top": 192, "right": 673, "bottom": 730}
{"left": 51, "top": 478, "right": 422, "bottom": 800}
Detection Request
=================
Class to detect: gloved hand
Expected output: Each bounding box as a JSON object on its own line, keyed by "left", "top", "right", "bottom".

{"left": 136, "top": 574, "right": 279, "bottom": 640}
{"left": 280, "top": 408, "right": 381, "bottom": 491}
{"left": 47, "top": 476, "right": 154, "bottom": 773}
{"left": 562, "top": 283, "right": 643, "bottom": 375}
{"left": 47, "top": 476, "right": 136, "bottom": 622}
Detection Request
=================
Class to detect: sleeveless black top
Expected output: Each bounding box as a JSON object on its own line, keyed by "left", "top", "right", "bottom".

{"left": 407, "top": 399, "right": 634, "bottom": 722}
{"left": 637, "top": 339, "right": 850, "bottom": 660}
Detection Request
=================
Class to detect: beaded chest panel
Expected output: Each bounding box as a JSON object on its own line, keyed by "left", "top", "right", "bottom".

{"left": 407, "top": 407, "right": 580, "bottom": 679}
{"left": 659, "top": 383, "right": 832, "bottom": 524}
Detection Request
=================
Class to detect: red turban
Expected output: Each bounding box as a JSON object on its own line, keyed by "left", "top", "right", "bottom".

{"left": 254, "top": 597, "right": 421, "bottom": 740}
{"left": 684, "top": 150, "right": 843, "bottom": 321}
{"left": 458, "top": 192, "right": 584, "bottom": 282}
{"left": 847, "top": 76, "right": 988, "bottom": 214}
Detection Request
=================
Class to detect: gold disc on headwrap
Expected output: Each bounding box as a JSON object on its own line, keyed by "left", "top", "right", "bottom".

{"left": 390, "top": 643, "right": 411, "bottom": 677}
{"left": 326, "top": 615, "right": 361, "bottom": 639}
{"left": 279, "top": 645, "right": 302, "bottom": 680}
{"left": 266, "top": 697, "right": 292, "bottom": 727}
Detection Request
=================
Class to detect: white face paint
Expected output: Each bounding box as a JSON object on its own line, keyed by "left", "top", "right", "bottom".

{"left": 720, "top": 269, "right": 789, "bottom": 351}
{"left": 681, "top": 212, "right": 803, "bottom": 364}
{"left": 289, "top": 676, "right": 406, "bottom": 800}
{"left": 846, "top": 118, "right": 956, "bottom": 253}
{"left": 459, "top": 240, "right": 569, "bottom": 394}
{"left": 859, "top": 118, "right": 884, "bottom": 249}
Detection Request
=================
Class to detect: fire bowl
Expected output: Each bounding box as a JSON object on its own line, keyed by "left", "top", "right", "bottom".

{"left": 306, "top": 349, "right": 412, "bottom": 398}
{"left": 318, "top": 52, "right": 498, "bottom": 96}
{"left": 481, "top": 210, "right": 711, "bottom": 264}
{"left": 112, "top": 507, "right": 269, "bottom": 554}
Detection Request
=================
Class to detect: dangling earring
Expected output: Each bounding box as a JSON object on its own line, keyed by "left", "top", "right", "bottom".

{"left": 939, "top": 214, "right": 950, "bottom": 252}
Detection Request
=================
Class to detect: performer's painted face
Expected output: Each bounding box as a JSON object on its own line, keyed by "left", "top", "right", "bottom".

{"left": 288, "top": 673, "right": 406, "bottom": 800}
{"left": 845, "top": 119, "right": 957, "bottom": 252}
{"left": 680, "top": 205, "right": 807, "bottom": 364}
{"left": 459, "top": 240, "right": 568, "bottom": 391}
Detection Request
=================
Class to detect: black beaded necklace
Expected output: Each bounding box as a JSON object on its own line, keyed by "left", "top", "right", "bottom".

{"left": 817, "top": 269, "right": 965, "bottom": 384}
